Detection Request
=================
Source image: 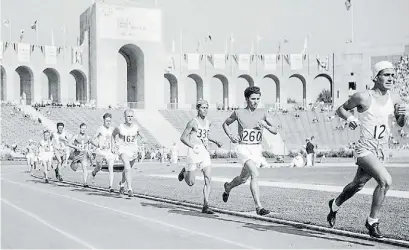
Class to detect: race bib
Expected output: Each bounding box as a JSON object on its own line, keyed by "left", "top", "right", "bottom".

{"left": 124, "top": 135, "right": 136, "bottom": 143}
{"left": 241, "top": 129, "right": 262, "bottom": 144}
{"left": 197, "top": 128, "right": 209, "bottom": 140}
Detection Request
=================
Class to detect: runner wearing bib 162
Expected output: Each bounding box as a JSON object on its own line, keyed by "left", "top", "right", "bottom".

{"left": 222, "top": 86, "right": 278, "bottom": 216}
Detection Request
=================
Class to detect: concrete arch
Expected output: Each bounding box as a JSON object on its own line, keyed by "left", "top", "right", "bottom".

{"left": 187, "top": 73, "right": 204, "bottom": 103}
{"left": 164, "top": 73, "right": 178, "bottom": 106}
{"left": 15, "top": 66, "right": 34, "bottom": 105}
{"left": 238, "top": 74, "right": 254, "bottom": 86}
{"left": 43, "top": 68, "right": 61, "bottom": 102}
{"left": 213, "top": 74, "right": 229, "bottom": 108}
{"left": 289, "top": 73, "right": 307, "bottom": 101}
{"left": 314, "top": 73, "right": 333, "bottom": 100}
{"left": 263, "top": 74, "right": 281, "bottom": 102}
{"left": 119, "top": 44, "right": 145, "bottom": 108}
{"left": 1, "top": 65, "right": 6, "bottom": 101}
{"left": 70, "top": 69, "right": 87, "bottom": 103}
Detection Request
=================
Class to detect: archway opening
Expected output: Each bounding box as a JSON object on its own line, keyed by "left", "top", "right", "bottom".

{"left": 43, "top": 68, "right": 60, "bottom": 103}
{"left": 70, "top": 69, "right": 87, "bottom": 104}
{"left": 212, "top": 74, "right": 229, "bottom": 109}
{"left": 261, "top": 74, "right": 281, "bottom": 105}
{"left": 164, "top": 73, "right": 178, "bottom": 109}
{"left": 15, "top": 66, "right": 34, "bottom": 105}
{"left": 236, "top": 74, "right": 254, "bottom": 108}
{"left": 288, "top": 74, "right": 307, "bottom": 106}
{"left": 1, "top": 66, "right": 6, "bottom": 101}
{"left": 312, "top": 74, "right": 333, "bottom": 104}
{"left": 118, "top": 44, "right": 145, "bottom": 109}
{"left": 186, "top": 74, "right": 203, "bottom": 107}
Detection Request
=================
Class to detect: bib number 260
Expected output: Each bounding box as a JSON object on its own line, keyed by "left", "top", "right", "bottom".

{"left": 242, "top": 129, "right": 262, "bottom": 143}
{"left": 373, "top": 125, "right": 386, "bottom": 139}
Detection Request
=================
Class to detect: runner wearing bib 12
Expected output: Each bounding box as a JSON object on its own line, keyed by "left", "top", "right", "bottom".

{"left": 327, "top": 61, "right": 407, "bottom": 239}
{"left": 222, "top": 86, "right": 278, "bottom": 216}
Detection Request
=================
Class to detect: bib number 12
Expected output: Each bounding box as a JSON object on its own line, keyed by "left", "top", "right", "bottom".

{"left": 373, "top": 125, "right": 386, "bottom": 139}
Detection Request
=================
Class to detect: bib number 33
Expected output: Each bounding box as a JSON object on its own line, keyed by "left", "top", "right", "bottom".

{"left": 241, "top": 129, "right": 262, "bottom": 144}
{"left": 373, "top": 125, "right": 386, "bottom": 139}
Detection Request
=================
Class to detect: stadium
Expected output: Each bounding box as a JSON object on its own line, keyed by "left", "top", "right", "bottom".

{"left": 1, "top": 0, "right": 409, "bottom": 248}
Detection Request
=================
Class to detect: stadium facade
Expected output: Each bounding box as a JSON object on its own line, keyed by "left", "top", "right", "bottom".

{"left": 0, "top": 1, "right": 407, "bottom": 110}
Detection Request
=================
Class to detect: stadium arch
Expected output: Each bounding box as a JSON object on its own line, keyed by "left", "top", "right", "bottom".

{"left": 213, "top": 74, "right": 229, "bottom": 108}
{"left": 15, "top": 66, "right": 34, "bottom": 105}
{"left": 43, "top": 68, "right": 61, "bottom": 102}
{"left": 187, "top": 73, "right": 204, "bottom": 103}
{"left": 314, "top": 73, "right": 333, "bottom": 100}
{"left": 164, "top": 73, "right": 178, "bottom": 108}
{"left": 1, "top": 65, "right": 6, "bottom": 101}
{"left": 70, "top": 69, "right": 87, "bottom": 103}
{"left": 238, "top": 74, "right": 254, "bottom": 86}
{"left": 118, "top": 44, "right": 145, "bottom": 108}
{"left": 289, "top": 73, "right": 307, "bottom": 103}
{"left": 263, "top": 74, "right": 281, "bottom": 103}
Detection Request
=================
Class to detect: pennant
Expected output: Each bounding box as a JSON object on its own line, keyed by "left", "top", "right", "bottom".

{"left": 3, "top": 19, "right": 10, "bottom": 28}
{"left": 31, "top": 20, "right": 38, "bottom": 30}
{"left": 345, "top": 0, "right": 351, "bottom": 11}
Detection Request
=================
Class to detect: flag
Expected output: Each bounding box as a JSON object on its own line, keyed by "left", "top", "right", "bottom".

{"left": 345, "top": 0, "right": 351, "bottom": 11}
{"left": 31, "top": 20, "right": 38, "bottom": 30}
{"left": 302, "top": 37, "right": 308, "bottom": 54}
{"left": 256, "top": 33, "right": 263, "bottom": 43}
{"left": 3, "top": 19, "right": 10, "bottom": 27}
{"left": 229, "top": 33, "right": 235, "bottom": 43}
{"left": 205, "top": 35, "right": 212, "bottom": 43}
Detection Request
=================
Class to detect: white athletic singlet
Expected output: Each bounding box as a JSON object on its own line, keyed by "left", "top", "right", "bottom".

{"left": 95, "top": 126, "right": 114, "bottom": 150}
{"left": 118, "top": 123, "right": 139, "bottom": 149}
{"left": 192, "top": 118, "right": 209, "bottom": 147}
{"left": 356, "top": 91, "right": 394, "bottom": 158}
{"left": 359, "top": 91, "right": 394, "bottom": 145}
{"left": 39, "top": 140, "right": 53, "bottom": 153}
{"left": 53, "top": 131, "right": 67, "bottom": 150}
{"left": 235, "top": 109, "right": 266, "bottom": 144}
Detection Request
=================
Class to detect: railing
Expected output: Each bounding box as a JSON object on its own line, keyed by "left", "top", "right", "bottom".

{"left": 167, "top": 103, "right": 178, "bottom": 109}
{"left": 127, "top": 102, "right": 145, "bottom": 109}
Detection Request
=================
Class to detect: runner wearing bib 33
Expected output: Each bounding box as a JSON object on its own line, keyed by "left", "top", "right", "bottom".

{"left": 112, "top": 109, "right": 144, "bottom": 198}
{"left": 91, "top": 113, "right": 116, "bottom": 192}
{"left": 327, "top": 61, "right": 407, "bottom": 238}
{"left": 179, "top": 99, "right": 222, "bottom": 214}
{"left": 222, "top": 86, "right": 278, "bottom": 216}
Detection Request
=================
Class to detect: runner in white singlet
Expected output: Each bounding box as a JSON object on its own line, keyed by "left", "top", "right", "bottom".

{"left": 25, "top": 140, "right": 37, "bottom": 174}
{"left": 327, "top": 61, "right": 407, "bottom": 238}
{"left": 38, "top": 130, "right": 54, "bottom": 183}
{"left": 68, "top": 123, "right": 94, "bottom": 187}
{"left": 178, "top": 99, "right": 222, "bottom": 214}
{"left": 91, "top": 113, "right": 116, "bottom": 192}
{"left": 222, "top": 86, "right": 278, "bottom": 216}
{"left": 112, "top": 109, "right": 143, "bottom": 197}
{"left": 51, "top": 122, "right": 68, "bottom": 181}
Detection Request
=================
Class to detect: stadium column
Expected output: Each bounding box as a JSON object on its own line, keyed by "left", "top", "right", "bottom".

{"left": 202, "top": 76, "right": 212, "bottom": 108}
{"left": 32, "top": 70, "right": 42, "bottom": 104}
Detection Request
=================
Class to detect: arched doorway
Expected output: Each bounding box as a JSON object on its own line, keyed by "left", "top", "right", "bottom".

{"left": 186, "top": 74, "right": 203, "bottom": 106}
{"left": 43, "top": 68, "right": 60, "bottom": 102}
{"left": 164, "top": 73, "right": 178, "bottom": 109}
{"left": 212, "top": 74, "right": 229, "bottom": 108}
{"left": 118, "top": 44, "right": 145, "bottom": 109}
{"left": 288, "top": 73, "right": 307, "bottom": 106}
{"left": 313, "top": 73, "right": 333, "bottom": 104}
{"left": 1, "top": 66, "right": 6, "bottom": 101}
{"left": 70, "top": 69, "right": 87, "bottom": 103}
{"left": 261, "top": 74, "right": 281, "bottom": 103}
{"left": 15, "top": 66, "right": 34, "bottom": 105}
{"left": 236, "top": 74, "right": 254, "bottom": 107}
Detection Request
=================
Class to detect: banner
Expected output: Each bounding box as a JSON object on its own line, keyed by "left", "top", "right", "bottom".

{"left": 238, "top": 54, "right": 250, "bottom": 71}
{"left": 213, "top": 54, "right": 226, "bottom": 69}
{"left": 44, "top": 46, "right": 57, "bottom": 65}
{"left": 290, "top": 54, "right": 303, "bottom": 70}
{"left": 0, "top": 42, "right": 3, "bottom": 60}
{"left": 98, "top": 5, "right": 161, "bottom": 42}
{"left": 17, "top": 43, "right": 31, "bottom": 62}
{"left": 72, "top": 47, "right": 83, "bottom": 65}
{"left": 187, "top": 53, "right": 199, "bottom": 70}
{"left": 167, "top": 56, "right": 175, "bottom": 70}
{"left": 264, "top": 54, "right": 277, "bottom": 71}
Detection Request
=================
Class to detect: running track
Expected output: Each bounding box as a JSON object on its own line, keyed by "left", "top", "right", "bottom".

{"left": 1, "top": 165, "right": 404, "bottom": 249}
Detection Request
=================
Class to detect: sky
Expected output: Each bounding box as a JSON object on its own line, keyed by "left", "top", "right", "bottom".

{"left": 1, "top": 0, "right": 409, "bottom": 54}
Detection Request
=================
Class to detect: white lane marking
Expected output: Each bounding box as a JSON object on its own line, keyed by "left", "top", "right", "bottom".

{"left": 148, "top": 174, "right": 409, "bottom": 199}
{"left": 1, "top": 198, "right": 96, "bottom": 249}
{"left": 2, "top": 178, "right": 255, "bottom": 249}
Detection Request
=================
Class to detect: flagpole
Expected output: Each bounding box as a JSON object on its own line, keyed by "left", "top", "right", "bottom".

{"left": 179, "top": 29, "right": 183, "bottom": 74}
{"left": 351, "top": 2, "right": 354, "bottom": 43}
{"left": 9, "top": 22, "right": 12, "bottom": 42}
{"left": 36, "top": 22, "right": 39, "bottom": 44}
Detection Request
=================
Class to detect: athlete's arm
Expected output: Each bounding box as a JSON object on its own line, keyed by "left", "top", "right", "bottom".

{"left": 222, "top": 111, "right": 240, "bottom": 143}
{"left": 111, "top": 127, "right": 120, "bottom": 153}
{"left": 137, "top": 131, "right": 144, "bottom": 144}
{"left": 261, "top": 114, "right": 278, "bottom": 135}
{"left": 391, "top": 93, "right": 407, "bottom": 127}
{"left": 208, "top": 122, "right": 222, "bottom": 147}
{"left": 336, "top": 92, "right": 364, "bottom": 120}
{"left": 180, "top": 119, "right": 196, "bottom": 149}
{"left": 67, "top": 135, "right": 81, "bottom": 151}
